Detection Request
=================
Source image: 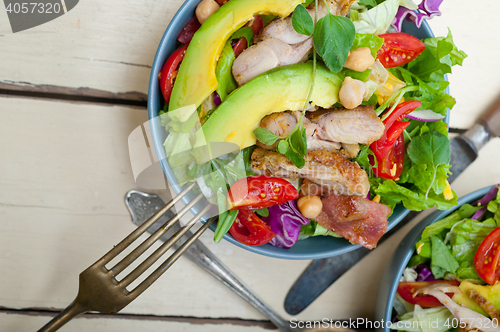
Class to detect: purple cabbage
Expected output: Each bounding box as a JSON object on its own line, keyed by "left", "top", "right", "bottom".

{"left": 414, "top": 264, "right": 436, "bottom": 281}
{"left": 260, "top": 200, "right": 309, "bottom": 249}
{"left": 472, "top": 185, "right": 499, "bottom": 220}
{"left": 392, "top": 0, "right": 443, "bottom": 32}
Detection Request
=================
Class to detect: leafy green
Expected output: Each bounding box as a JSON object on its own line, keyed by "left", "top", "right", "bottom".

{"left": 255, "top": 207, "right": 269, "bottom": 217}
{"left": 350, "top": 33, "right": 384, "bottom": 57}
{"left": 229, "top": 26, "right": 253, "bottom": 47}
{"left": 445, "top": 218, "right": 497, "bottom": 262}
{"left": 215, "top": 43, "right": 238, "bottom": 102}
{"left": 292, "top": 4, "right": 314, "bottom": 36}
{"left": 407, "top": 131, "right": 450, "bottom": 199}
{"left": 253, "top": 127, "right": 281, "bottom": 145}
{"left": 299, "top": 220, "right": 341, "bottom": 240}
{"left": 390, "top": 30, "right": 467, "bottom": 116}
{"left": 352, "top": 0, "right": 411, "bottom": 35}
{"left": 214, "top": 210, "right": 238, "bottom": 243}
{"left": 431, "top": 235, "right": 459, "bottom": 275}
{"left": 313, "top": 13, "right": 355, "bottom": 73}
{"left": 422, "top": 212, "right": 461, "bottom": 240}
{"left": 391, "top": 305, "right": 454, "bottom": 332}
{"left": 374, "top": 179, "right": 458, "bottom": 211}
{"left": 253, "top": 122, "right": 308, "bottom": 169}
{"left": 343, "top": 68, "right": 372, "bottom": 81}
{"left": 261, "top": 14, "right": 277, "bottom": 27}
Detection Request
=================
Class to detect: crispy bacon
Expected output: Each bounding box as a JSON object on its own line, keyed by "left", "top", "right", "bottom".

{"left": 301, "top": 180, "right": 391, "bottom": 249}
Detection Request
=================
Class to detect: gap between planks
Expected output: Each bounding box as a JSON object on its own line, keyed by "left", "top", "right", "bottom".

{"left": 0, "top": 81, "right": 468, "bottom": 134}
{"left": 0, "top": 306, "right": 276, "bottom": 330}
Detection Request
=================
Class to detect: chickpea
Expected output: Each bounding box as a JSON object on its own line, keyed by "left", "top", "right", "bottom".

{"left": 297, "top": 196, "right": 323, "bottom": 219}
{"left": 339, "top": 77, "right": 366, "bottom": 109}
{"left": 196, "top": 0, "right": 220, "bottom": 24}
{"left": 344, "top": 47, "right": 375, "bottom": 72}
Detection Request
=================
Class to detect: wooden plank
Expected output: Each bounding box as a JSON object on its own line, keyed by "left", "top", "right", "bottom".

{"left": 0, "top": 311, "right": 272, "bottom": 332}
{"left": 0, "top": 96, "right": 319, "bottom": 323}
{"left": 0, "top": 0, "right": 499, "bottom": 129}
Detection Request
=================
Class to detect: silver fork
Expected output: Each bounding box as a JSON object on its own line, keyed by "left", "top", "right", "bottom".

{"left": 37, "top": 182, "right": 214, "bottom": 332}
{"left": 125, "top": 190, "right": 357, "bottom": 332}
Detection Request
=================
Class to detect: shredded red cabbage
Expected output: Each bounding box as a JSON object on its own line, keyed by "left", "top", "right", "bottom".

{"left": 414, "top": 264, "right": 436, "bottom": 281}
{"left": 260, "top": 200, "right": 309, "bottom": 249}
{"left": 392, "top": 0, "right": 443, "bottom": 32}
{"left": 474, "top": 185, "right": 499, "bottom": 207}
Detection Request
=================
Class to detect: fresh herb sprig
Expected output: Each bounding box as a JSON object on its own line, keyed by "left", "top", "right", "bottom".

{"left": 253, "top": 0, "right": 355, "bottom": 168}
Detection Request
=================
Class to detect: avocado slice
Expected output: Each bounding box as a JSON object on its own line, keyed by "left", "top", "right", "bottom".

{"left": 198, "top": 62, "right": 344, "bottom": 150}
{"left": 452, "top": 281, "right": 500, "bottom": 316}
{"left": 169, "top": 0, "right": 304, "bottom": 112}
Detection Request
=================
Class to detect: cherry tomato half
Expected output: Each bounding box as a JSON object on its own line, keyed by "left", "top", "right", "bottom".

{"left": 377, "top": 32, "right": 426, "bottom": 68}
{"left": 372, "top": 133, "right": 405, "bottom": 180}
{"left": 229, "top": 210, "right": 276, "bottom": 246}
{"left": 371, "top": 100, "right": 421, "bottom": 160}
{"left": 177, "top": 16, "right": 201, "bottom": 44}
{"left": 159, "top": 44, "right": 188, "bottom": 104}
{"left": 474, "top": 227, "right": 500, "bottom": 285}
{"left": 227, "top": 175, "right": 299, "bottom": 210}
{"left": 397, "top": 280, "right": 460, "bottom": 308}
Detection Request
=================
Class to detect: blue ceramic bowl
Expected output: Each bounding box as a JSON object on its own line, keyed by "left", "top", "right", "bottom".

{"left": 147, "top": 1, "right": 439, "bottom": 259}
{"left": 375, "top": 185, "right": 497, "bottom": 331}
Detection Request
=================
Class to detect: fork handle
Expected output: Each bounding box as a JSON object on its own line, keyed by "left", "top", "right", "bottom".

{"left": 37, "top": 300, "right": 87, "bottom": 332}
{"left": 183, "top": 241, "right": 292, "bottom": 332}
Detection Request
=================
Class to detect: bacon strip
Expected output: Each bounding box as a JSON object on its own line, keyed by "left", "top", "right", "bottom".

{"left": 301, "top": 180, "right": 391, "bottom": 249}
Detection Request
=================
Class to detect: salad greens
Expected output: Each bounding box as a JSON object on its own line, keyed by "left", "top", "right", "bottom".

{"left": 412, "top": 187, "right": 500, "bottom": 282}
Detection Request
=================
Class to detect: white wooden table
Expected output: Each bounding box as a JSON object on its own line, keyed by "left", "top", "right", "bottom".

{"left": 1, "top": 1, "right": 500, "bottom": 331}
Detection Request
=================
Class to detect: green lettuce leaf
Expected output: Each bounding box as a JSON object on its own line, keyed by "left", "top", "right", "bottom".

{"left": 374, "top": 179, "right": 458, "bottom": 211}
{"left": 353, "top": 0, "right": 413, "bottom": 35}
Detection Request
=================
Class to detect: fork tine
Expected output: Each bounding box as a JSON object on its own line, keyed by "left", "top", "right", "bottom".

{"left": 118, "top": 200, "right": 208, "bottom": 287}
{"left": 98, "top": 182, "right": 196, "bottom": 265}
{"left": 127, "top": 206, "right": 214, "bottom": 300}
{"left": 111, "top": 193, "right": 204, "bottom": 276}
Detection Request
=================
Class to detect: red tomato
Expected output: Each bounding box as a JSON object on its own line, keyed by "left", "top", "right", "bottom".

{"left": 231, "top": 37, "right": 248, "bottom": 58}
{"left": 229, "top": 210, "right": 276, "bottom": 246}
{"left": 159, "top": 44, "right": 188, "bottom": 104}
{"left": 227, "top": 175, "right": 299, "bottom": 210}
{"left": 177, "top": 16, "right": 201, "bottom": 44}
{"left": 246, "top": 15, "right": 263, "bottom": 36}
{"left": 371, "top": 101, "right": 421, "bottom": 160}
{"left": 215, "top": 0, "right": 229, "bottom": 5}
{"left": 377, "top": 32, "right": 426, "bottom": 68}
{"left": 398, "top": 280, "right": 460, "bottom": 308}
{"left": 474, "top": 228, "right": 500, "bottom": 285}
{"left": 372, "top": 133, "right": 405, "bottom": 180}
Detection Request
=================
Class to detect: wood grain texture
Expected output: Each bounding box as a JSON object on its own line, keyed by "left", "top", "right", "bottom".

{"left": 0, "top": 311, "right": 272, "bottom": 332}
{"left": 0, "top": 0, "right": 500, "bottom": 129}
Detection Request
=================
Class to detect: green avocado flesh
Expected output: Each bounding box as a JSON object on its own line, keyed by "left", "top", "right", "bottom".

{"left": 168, "top": 0, "right": 303, "bottom": 112}
{"left": 198, "top": 62, "right": 343, "bottom": 149}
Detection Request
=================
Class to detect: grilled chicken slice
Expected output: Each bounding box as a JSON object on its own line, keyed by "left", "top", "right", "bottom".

{"left": 305, "top": 105, "right": 385, "bottom": 145}
{"left": 415, "top": 284, "right": 500, "bottom": 332}
{"left": 232, "top": 37, "right": 313, "bottom": 85}
{"left": 469, "top": 289, "right": 500, "bottom": 320}
{"left": 301, "top": 180, "right": 391, "bottom": 249}
{"left": 256, "top": 112, "right": 297, "bottom": 150}
{"left": 261, "top": 0, "right": 354, "bottom": 44}
{"left": 251, "top": 148, "right": 369, "bottom": 196}
{"left": 234, "top": 0, "right": 355, "bottom": 85}
{"left": 261, "top": 5, "right": 327, "bottom": 45}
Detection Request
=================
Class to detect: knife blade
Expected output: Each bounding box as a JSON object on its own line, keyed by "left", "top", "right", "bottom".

{"left": 284, "top": 95, "right": 500, "bottom": 315}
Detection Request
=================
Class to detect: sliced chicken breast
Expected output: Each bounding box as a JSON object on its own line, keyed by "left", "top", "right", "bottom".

{"left": 306, "top": 105, "right": 384, "bottom": 145}
{"left": 251, "top": 148, "right": 369, "bottom": 196}
{"left": 232, "top": 37, "right": 312, "bottom": 85}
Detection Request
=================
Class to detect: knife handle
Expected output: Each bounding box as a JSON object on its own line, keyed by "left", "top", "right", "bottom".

{"left": 479, "top": 94, "right": 500, "bottom": 137}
